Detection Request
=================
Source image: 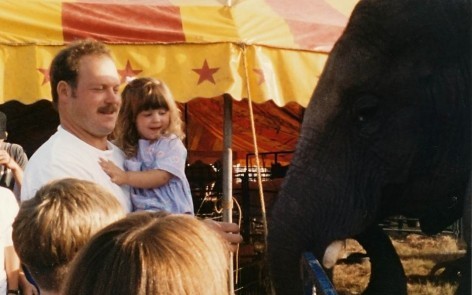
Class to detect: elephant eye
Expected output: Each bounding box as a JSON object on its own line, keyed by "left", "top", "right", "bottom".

{"left": 353, "top": 94, "right": 380, "bottom": 136}
{"left": 353, "top": 95, "right": 379, "bottom": 123}
{"left": 357, "top": 105, "right": 378, "bottom": 123}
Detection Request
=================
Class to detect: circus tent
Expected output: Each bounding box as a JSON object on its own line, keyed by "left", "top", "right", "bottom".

{"left": 0, "top": 2, "right": 360, "bottom": 288}
{"left": 0, "top": 0, "right": 357, "bottom": 164}
{"left": 0, "top": 0, "right": 358, "bottom": 167}
{"left": 0, "top": 0, "right": 356, "bottom": 105}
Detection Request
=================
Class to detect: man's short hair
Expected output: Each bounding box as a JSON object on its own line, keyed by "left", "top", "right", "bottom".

{"left": 49, "top": 39, "right": 112, "bottom": 108}
{"left": 12, "top": 178, "right": 125, "bottom": 292}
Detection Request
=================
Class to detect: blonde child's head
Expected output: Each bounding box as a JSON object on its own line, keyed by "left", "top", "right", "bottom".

{"left": 12, "top": 178, "right": 125, "bottom": 293}
{"left": 63, "top": 211, "right": 230, "bottom": 295}
{"left": 115, "top": 77, "right": 184, "bottom": 157}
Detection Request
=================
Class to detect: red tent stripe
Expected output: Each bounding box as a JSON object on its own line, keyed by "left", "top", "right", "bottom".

{"left": 62, "top": 3, "right": 186, "bottom": 43}
{"left": 265, "top": 0, "right": 348, "bottom": 51}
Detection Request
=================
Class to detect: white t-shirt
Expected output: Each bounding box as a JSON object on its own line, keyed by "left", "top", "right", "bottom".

{"left": 0, "top": 187, "right": 19, "bottom": 294}
{"left": 21, "top": 126, "right": 132, "bottom": 212}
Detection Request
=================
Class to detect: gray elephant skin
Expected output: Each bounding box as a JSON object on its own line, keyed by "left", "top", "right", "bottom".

{"left": 267, "top": 0, "right": 471, "bottom": 294}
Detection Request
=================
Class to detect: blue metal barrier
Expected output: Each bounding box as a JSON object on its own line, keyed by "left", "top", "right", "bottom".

{"left": 301, "top": 252, "right": 338, "bottom": 295}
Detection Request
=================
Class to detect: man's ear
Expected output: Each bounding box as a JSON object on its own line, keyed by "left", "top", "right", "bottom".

{"left": 57, "top": 81, "right": 71, "bottom": 99}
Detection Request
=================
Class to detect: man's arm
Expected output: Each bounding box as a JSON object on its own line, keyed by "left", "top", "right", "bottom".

{"left": 0, "top": 150, "right": 23, "bottom": 189}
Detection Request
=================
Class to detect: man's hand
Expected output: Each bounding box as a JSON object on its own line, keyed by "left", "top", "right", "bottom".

{"left": 0, "top": 150, "right": 16, "bottom": 169}
{"left": 0, "top": 150, "right": 23, "bottom": 189}
{"left": 203, "top": 219, "right": 243, "bottom": 252}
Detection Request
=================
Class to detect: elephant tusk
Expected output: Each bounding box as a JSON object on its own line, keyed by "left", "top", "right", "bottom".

{"left": 322, "top": 240, "right": 345, "bottom": 269}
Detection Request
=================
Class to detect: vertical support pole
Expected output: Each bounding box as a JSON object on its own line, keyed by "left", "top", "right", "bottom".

{"left": 183, "top": 103, "right": 188, "bottom": 149}
{"left": 222, "top": 94, "right": 234, "bottom": 293}
{"left": 242, "top": 171, "right": 250, "bottom": 242}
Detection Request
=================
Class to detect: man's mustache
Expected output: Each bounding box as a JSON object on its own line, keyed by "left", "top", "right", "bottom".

{"left": 98, "top": 104, "right": 119, "bottom": 114}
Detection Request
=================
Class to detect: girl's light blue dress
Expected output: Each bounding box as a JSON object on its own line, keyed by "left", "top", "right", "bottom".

{"left": 125, "top": 134, "right": 194, "bottom": 214}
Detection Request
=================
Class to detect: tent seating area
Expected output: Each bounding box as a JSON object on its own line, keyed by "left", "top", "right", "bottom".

{"left": 185, "top": 151, "right": 293, "bottom": 242}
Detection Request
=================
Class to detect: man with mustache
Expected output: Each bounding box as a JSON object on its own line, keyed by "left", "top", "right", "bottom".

{"left": 20, "top": 40, "right": 242, "bottom": 252}
{"left": 20, "top": 40, "right": 241, "bottom": 251}
{"left": 20, "top": 40, "right": 131, "bottom": 211}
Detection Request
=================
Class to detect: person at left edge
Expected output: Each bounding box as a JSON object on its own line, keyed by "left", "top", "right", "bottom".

{"left": 0, "top": 111, "right": 28, "bottom": 200}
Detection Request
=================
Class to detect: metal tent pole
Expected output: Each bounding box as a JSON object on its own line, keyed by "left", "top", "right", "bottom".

{"left": 222, "top": 94, "right": 234, "bottom": 293}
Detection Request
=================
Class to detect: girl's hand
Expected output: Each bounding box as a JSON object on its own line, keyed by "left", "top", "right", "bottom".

{"left": 98, "top": 158, "right": 128, "bottom": 185}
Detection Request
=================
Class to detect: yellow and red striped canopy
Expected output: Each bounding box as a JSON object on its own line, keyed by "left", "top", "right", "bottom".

{"left": 0, "top": 0, "right": 357, "bottom": 106}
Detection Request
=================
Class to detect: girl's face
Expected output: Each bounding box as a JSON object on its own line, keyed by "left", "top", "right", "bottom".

{"left": 135, "top": 108, "right": 170, "bottom": 141}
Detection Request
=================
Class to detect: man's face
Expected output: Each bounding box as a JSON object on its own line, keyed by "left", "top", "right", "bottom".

{"left": 61, "top": 55, "right": 121, "bottom": 144}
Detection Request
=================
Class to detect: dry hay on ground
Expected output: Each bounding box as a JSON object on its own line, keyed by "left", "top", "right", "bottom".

{"left": 333, "top": 233, "right": 465, "bottom": 295}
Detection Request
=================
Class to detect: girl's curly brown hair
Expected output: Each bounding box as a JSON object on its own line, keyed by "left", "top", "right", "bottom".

{"left": 114, "top": 77, "right": 185, "bottom": 158}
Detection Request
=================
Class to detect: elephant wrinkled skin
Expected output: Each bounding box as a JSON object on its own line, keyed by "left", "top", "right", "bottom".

{"left": 267, "top": 0, "right": 471, "bottom": 294}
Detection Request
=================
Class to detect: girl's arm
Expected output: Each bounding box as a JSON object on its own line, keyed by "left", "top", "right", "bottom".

{"left": 99, "top": 158, "right": 172, "bottom": 189}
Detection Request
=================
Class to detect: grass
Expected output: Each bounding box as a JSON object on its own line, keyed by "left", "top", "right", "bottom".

{"left": 332, "top": 233, "right": 466, "bottom": 295}
{"left": 234, "top": 216, "right": 466, "bottom": 294}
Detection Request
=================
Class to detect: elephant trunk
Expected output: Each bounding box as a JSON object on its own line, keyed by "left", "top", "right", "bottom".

{"left": 267, "top": 165, "right": 353, "bottom": 294}
{"left": 267, "top": 216, "right": 307, "bottom": 294}
{"left": 355, "top": 225, "right": 407, "bottom": 295}
{"left": 267, "top": 136, "right": 373, "bottom": 294}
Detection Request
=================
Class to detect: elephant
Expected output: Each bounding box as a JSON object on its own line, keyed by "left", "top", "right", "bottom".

{"left": 267, "top": 0, "right": 471, "bottom": 294}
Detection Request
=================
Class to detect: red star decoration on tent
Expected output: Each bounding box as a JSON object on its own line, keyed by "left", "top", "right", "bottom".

{"left": 38, "top": 68, "right": 50, "bottom": 85}
{"left": 253, "top": 68, "right": 266, "bottom": 85}
{"left": 118, "top": 60, "right": 142, "bottom": 83}
{"left": 192, "top": 60, "right": 219, "bottom": 84}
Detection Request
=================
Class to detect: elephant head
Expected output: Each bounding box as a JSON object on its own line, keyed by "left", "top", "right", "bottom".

{"left": 267, "top": 0, "right": 471, "bottom": 294}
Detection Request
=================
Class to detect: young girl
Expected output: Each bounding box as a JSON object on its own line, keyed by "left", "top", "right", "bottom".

{"left": 99, "top": 77, "right": 194, "bottom": 214}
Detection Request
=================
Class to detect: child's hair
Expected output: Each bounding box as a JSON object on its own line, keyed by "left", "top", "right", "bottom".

{"left": 63, "top": 211, "right": 230, "bottom": 295}
{"left": 12, "top": 178, "right": 125, "bottom": 292}
{"left": 115, "top": 77, "right": 185, "bottom": 157}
